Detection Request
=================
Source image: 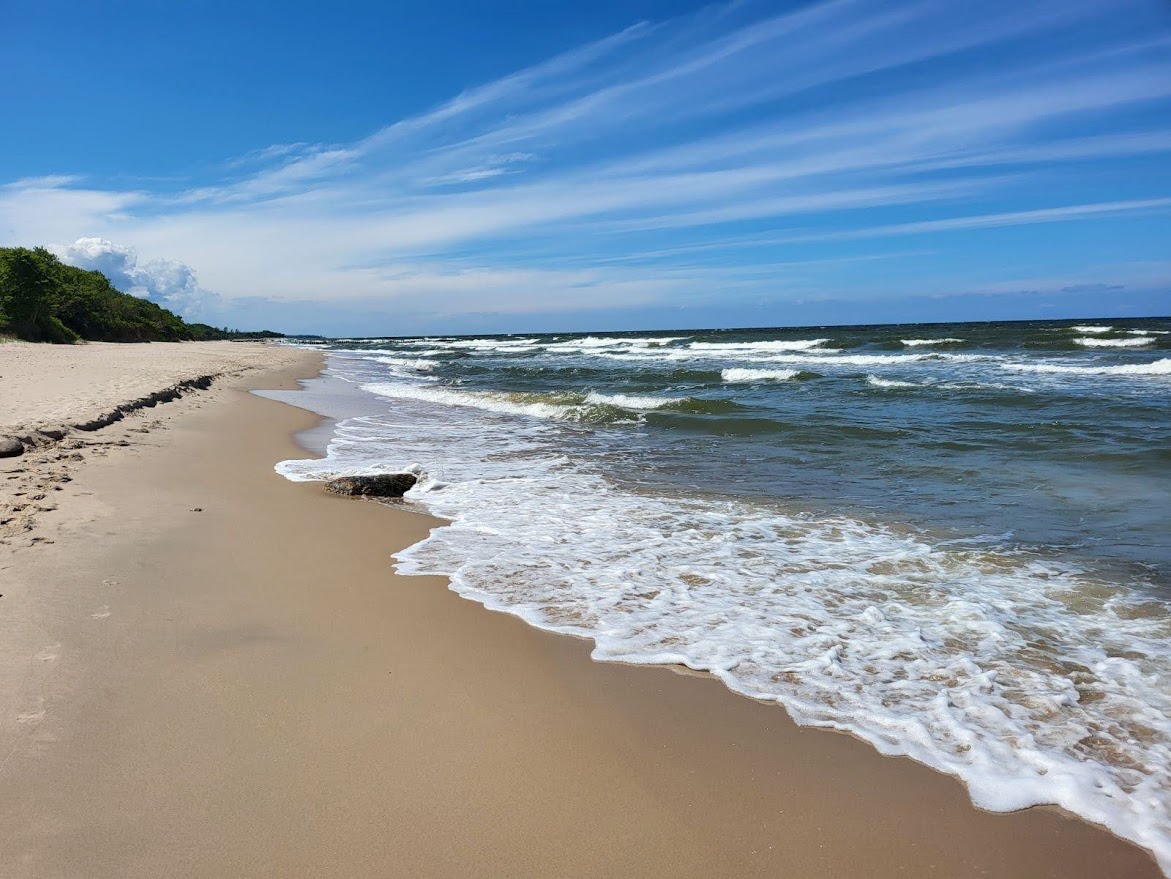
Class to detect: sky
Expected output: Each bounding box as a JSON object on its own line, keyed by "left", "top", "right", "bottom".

{"left": 1, "top": 0, "right": 1169, "bottom": 335}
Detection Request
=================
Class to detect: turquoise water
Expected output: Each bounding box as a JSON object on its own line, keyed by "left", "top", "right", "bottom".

{"left": 276, "top": 317, "right": 1171, "bottom": 870}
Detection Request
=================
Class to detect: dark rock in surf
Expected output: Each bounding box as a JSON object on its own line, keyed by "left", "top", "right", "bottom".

{"left": 0, "top": 437, "right": 24, "bottom": 458}
{"left": 324, "top": 473, "right": 417, "bottom": 498}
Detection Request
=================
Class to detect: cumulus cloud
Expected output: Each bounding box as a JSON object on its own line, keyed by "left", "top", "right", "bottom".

{"left": 56, "top": 237, "right": 220, "bottom": 319}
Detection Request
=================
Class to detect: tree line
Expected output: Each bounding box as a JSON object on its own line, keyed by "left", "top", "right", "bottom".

{"left": 0, "top": 246, "right": 281, "bottom": 343}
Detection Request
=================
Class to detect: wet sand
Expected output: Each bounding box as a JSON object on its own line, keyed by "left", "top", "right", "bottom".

{"left": 0, "top": 350, "right": 1160, "bottom": 877}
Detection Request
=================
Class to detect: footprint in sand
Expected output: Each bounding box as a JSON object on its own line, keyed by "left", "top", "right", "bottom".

{"left": 35, "top": 644, "right": 59, "bottom": 662}
{"left": 102, "top": 578, "right": 119, "bottom": 586}
{"left": 91, "top": 605, "right": 110, "bottom": 620}
{"left": 16, "top": 709, "right": 45, "bottom": 725}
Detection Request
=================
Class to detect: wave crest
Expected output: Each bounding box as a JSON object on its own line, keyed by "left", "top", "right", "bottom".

{"left": 722, "top": 367, "right": 808, "bottom": 382}
{"left": 1075, "top": 336, "right": 1155, "bottom": 348}
{"left": 900, "top": 338, "right": 966, "bottom": 347}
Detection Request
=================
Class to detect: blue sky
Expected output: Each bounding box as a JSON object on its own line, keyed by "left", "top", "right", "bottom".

{"left": 1, "top": 0, "right": 1169, "bottom": 334}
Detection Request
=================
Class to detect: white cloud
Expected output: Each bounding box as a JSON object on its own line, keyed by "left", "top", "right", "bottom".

{"left": 56, "top": 237, "right": 220, "bottom": 319}
{"left": 1, "top": 0, "right": 1168, "bottom": 330}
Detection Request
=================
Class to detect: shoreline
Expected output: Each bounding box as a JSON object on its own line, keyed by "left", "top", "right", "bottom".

{"left": 0, "top": 347, "right": 1161, "bottom": 877}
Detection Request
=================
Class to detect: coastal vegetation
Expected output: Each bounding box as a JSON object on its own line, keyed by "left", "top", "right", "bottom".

{"left": 0, "top": 246, "right": 280, "bottom": 343}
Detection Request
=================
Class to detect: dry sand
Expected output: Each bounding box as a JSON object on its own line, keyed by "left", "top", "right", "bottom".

{"left": 0, "top": 344, "right": 1161, "bottom": 878}
{"left": 0, "top": 340, "right": 309, "bottom": 546}
{"left": 0, "top": 340, "right": 303, "bottom": 434}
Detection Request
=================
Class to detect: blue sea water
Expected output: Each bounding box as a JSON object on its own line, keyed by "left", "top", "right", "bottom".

{"left": 272, "top": 317, "right": 1171, "bottom": 870}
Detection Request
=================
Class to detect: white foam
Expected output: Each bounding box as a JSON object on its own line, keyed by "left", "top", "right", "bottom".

{"left": 865, "top": 374, "right": 1031, "bottom": 393}
{"left": 938, "top": 381, "right": 1034, "bottom": 393}
{"left": 360, "top": 382, "right": 680, "bottom": 422}
{"left": 360, "top": 381, "right": 697, "bottom": 419}
{"left": 1071, "top": 325, "right": 1113, "bottom": 333}
{"left": 901, "top": 338, "right": 966, "bottom": 346}
{"left": 594, "top": 349, "right": 695, "bottom": 363}
{"left": 583, "top": 391, "right": 684, "bottom": 409}
{"left": 277, "top": 402, "right": 1171, "bottom": 874}
{"left": 1128, "top": 330, "right": 1170, "bottom": 336}
{"left": 1008, "top": 358, "right": 1171, "bottom": 377}
{"left": 866, "top": 374, "right": 920, "bottom": 388}
{"left": 1076, "top": 336, "right": 1155, "bottom": 348}
{"left": 691, "top": 338, "right": 835, "bottom": 353}
{"left": 546, "top": 336, "right": 688, "bottom": 350}
{"left": 373, "top": 356, "right": 437, "bottom": 371}
{"left": 272, "top": 350, "right": 1171, "bottom": 874}
{"left": 722, "top": 368, "right": 803, "bottom": 382}
{"left": 402, "top": 337, "right": 543, "bottom": 352}
{"left": 601, "top": 350, "right": 962, "bottom": 368}
{"left": 394, "top": 335, "right": 691, "bottom": 355}
{"left": 361, "top": 381, "right": 584, "bottom": 422}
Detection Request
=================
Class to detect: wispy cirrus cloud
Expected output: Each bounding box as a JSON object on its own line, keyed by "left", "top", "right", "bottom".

{"left": 0, "top": 0, "right": 1168, "bottom": 332}
{"left": 610, "top": 197, "right": 1171, "bottom": 258}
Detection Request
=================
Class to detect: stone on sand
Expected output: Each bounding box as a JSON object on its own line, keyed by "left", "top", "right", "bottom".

{"left": 324, "top": 473, "right": 417, "bottom": 498}
{"left": 0, "top": 437, "right": 24, "bottom": 458}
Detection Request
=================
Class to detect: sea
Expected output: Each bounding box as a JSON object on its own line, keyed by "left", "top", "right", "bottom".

{"left": 270, "top": 317, "right": 1171, "bottom": 870}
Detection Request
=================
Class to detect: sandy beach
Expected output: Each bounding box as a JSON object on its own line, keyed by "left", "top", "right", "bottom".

{"left": 0, "top": 342, "right": 1161, "bottom": 878}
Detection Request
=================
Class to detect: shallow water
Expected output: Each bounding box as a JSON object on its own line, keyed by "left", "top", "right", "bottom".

{"left": 275, "top": 317, "right": 1171, "bottom": 871}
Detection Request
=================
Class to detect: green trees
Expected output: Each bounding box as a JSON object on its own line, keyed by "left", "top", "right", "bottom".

{"left": 0, "top": 246, "right": 280, "bottom": 343}
{"left": 0, "top": 247, "right": 80, "bottom": 342}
